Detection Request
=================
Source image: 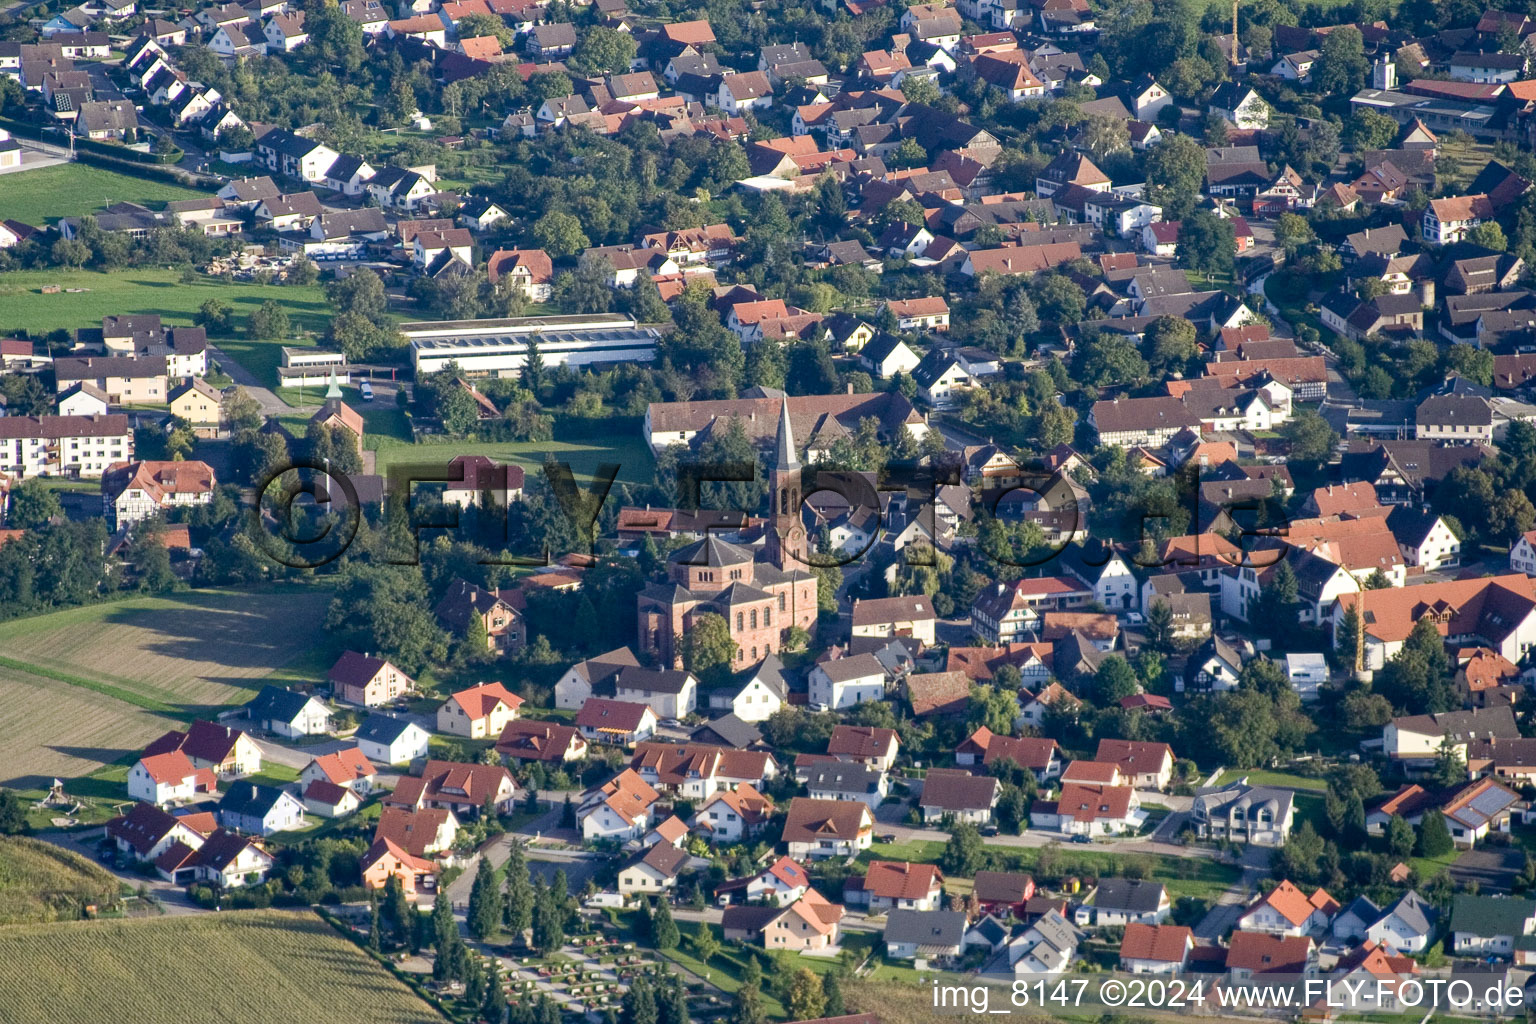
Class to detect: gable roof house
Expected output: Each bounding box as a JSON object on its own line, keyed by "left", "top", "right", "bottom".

{"left": 354, "top": 714, "right": 431, "bottom": 765}
{"left": 850, "top": 860, "right": 945, "bottom": 912}
{"left": 246, "top": 685, "right": 332, "bottom": 738}
{"left": 575, "top": 698, "right": 658, "bottom": 747}
{"left": 1333, "top": 576, "right": 1536, "bottom": 672}
{"left": 1119, "top": 922, "right": 1193, "bottom": 974}
{"left": 782, "top": 796, "right": 874, "bottom": 859}
{"left": 144, "top": 720, "right": 261, "bottom": 776}
{"left": 827, "top": 725, "right": 901, "bottom": 771}
{"left": 919, "top": 770, "right": 1001, "bottom": 825}
{"left": 301, "top": 748, "right": 377, "bottom": 795}
{"left": 884, "top": 909, "right": 966, "bottom": 963}
{"left": 1238, "top": 880, "right": 1339, "bottom": 937}
{"left": 1225, "top": 932, "right": 1314, "bottom": 981}
{"left": 127, "top": 750, "right": 217, "bottom": 807}
{"left": 328, "top": 651, "right": 413, "bottom": 706}
{"left": 691, "top": 783, "right": 774, "bottom": 843}
{"left": 618, "top": 841, "right": 689, "bottom": 896}
{"left": 578, "top": 768, "right": 660, "bottom": 842}
{"left": 436, "top": 681, "right": 523, "bottom": 739}
{"left": 1450, "top": 894, "right": 1536, "bottom": 956}
{"left": 218, "top": 781, "right": 306, "bottom": 836}
{"left": 1209, "top": 82, "right": 1268, "bottom": 129}
{"left": 1075, "top": 879, "right": 1171, "bottom": 928}
{"left": 1033, "top": 782, "right": 1145, "bottom": 837}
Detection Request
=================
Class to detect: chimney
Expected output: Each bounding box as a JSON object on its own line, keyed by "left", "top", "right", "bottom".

{"left": 847, "top": 382, "right": 855, "bottom": 394}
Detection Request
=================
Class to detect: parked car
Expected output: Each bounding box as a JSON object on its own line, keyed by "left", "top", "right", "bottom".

{"left": 1070, "top": 834, "right": 1093, "bottom": 844}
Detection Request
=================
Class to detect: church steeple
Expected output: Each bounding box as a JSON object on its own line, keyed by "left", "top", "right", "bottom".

{"left": 766, "top": 398, "right": 805, "bottom": 569}
{"left": 775, "top": 396, "right": 800, "bottom": 472}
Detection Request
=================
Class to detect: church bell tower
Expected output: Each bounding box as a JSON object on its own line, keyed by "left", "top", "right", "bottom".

{"left": 766, "top": 398, "right": 806, "bottom": 569}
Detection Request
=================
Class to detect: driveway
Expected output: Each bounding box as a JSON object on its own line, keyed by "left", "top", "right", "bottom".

{"left": 207, "top": 343, "right": 291, "bottom": 415}
{"left": 33, "top": 828, "right": 209, "bottom": 917}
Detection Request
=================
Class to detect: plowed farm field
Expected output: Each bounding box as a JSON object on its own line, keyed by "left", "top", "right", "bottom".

{"left": 0, "top": 586, "right": 332, "bottom": 710}
{"left": 0, "top": 586, "right": 335, "bottom": 786}
{"left": 0, "top": 910, "right": 448, "bottom": 1024}
{"left": 0, "top": 666, "right": 172, "bottom": 789}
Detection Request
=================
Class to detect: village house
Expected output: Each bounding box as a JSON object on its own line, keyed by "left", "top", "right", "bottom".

{"left": 809, "top": 653, "right": 888, "bottom": 711}
{"left": 804, "top": 761, "right": 888, "bottom": 808}
{"left": 328, "top": 651, "right": 414, "bottom": 706}
{"left": 849, "top": 860, "right": 944, "bottom": 912}
{"left": 782, "top": 797, "right": 873, "bottom": 859}
{"left": 126, "top": 750, "right": 217, "bottom": 806}
{"left": 246, "top": 685, "right": 332, "bottom": 738}
{"left": 692, "top": 784, "right": 773, "bottom": 842}
{"left": 1238, "top": 880, "right": 1339, "bottom": 937}
{"left": 355, "top": 714, "right": 430, "bottom": 765}
{"left": 100, "top": 459, "right": 214, "bottom": 529}
{"left": 144, "top": 720, "right": 261, "bottom": 777}
{"left": 883, "top": 909, "right": 966, "bottom": 963}
{"left": 919, "top": 770, "right": 1000, "bottom": 824}
{"left": 496, "top": 720, "right": 588, "bottom": 763}
{"left": 579, "top": 769, "right": 659, "bottom": 842}
{"left": 576, "top": 698, "right": 658, "bottom": 747}
{"left": 361, "top": 838, "right": 437, "bottom": 898}
{"left": 436, "top": 681, "right": 524, "bottom": 739}
{"left": 218, "top": 781, "right": 306, "bottom": 836}
{"left": 300, "top": 748, "right": 377, "bottom": 795}
{"left": 1075, "top": 879, "right": 1171, "bottom": 928}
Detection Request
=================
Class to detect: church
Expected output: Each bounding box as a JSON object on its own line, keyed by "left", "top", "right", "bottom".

{"left": 636, "top": 400, "right": 820, "bottom": 669}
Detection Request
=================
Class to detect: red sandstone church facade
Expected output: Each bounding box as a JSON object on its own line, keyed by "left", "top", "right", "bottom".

{"left": 637, "top": 401, "right": 819, "bottom": 669}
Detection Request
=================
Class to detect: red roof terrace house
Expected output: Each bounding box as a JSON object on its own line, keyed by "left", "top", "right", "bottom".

{"left": 387, "top": 760, "right": 517, "bottom": 820}
{"left": 144, "top": 720, "right": 262, "bottom": 777}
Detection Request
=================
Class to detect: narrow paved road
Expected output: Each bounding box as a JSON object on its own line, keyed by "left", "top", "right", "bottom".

{"left": 440, "top": 800, "right": 573, "bottom": 910}
{"left": 870, "top": 791, "right": 1208, "bottom": 860}
{"left": 207, "top": 343, "right": 292, "bottom": 415}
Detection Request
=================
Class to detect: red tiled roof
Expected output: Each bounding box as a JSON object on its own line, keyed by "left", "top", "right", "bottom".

{"left": 1120, "top": 922, "right": 1192, "bottom": 963}
{"left": 863, "top": 860, "right": 943, "bottom": 900}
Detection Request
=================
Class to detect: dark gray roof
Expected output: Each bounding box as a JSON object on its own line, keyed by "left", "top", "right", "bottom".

{"left": 616, "top": 666, "right": 695, "bottom": 695}
{"left": 691, "top": 714, "right": 762, "bottom": 749}
{"left": 1091, "top": 878, "right": 1166, "bottom": 914}
{"left": 1381, "top": 890, "right": 1436, "bottom": 936}
{"left": 355, "top": 713, "right": 417, "bottom": 745}
{"left": 805, "top": 762, "right": 885, "bottom": 794}
{"left": 1450, "top": 894, "right": 1536, "bottom": 939}
{"left": 883, "top": 908, "right": 966, "bottom": 947}
{"left": 219, "top": 780, "right": 291, "bottom": 819}
{"left": 246, "top": 685, "right": 321, "bottom": 725}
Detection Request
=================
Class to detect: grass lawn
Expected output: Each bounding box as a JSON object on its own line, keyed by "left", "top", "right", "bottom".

{"left": 0, "top": 268, "right": 329, "bottom": 348}
{"left": 1212, "top": 769, "right": 1328, "bottom": 791}
{"left": 369, "top": 432, "right": 657, "bottom": 488}
{"left": 246, "top": 763, "right": 301, "bottom": 788}
{"left": 1292, "top": 792, "right": 1329, "bottom": 837}
{"left": 275, "top": 383, "right": 414, "bottom": 440}
{"left": 0, "top": 163, "right": 209, "bottom": 225}
{"left": 268, "top": 798, "right": 384, "bottom": 846}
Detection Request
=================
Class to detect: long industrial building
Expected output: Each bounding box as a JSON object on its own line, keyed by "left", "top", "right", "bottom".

{"left": 404, "top": 313, "right": 662, "bottom": 377}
